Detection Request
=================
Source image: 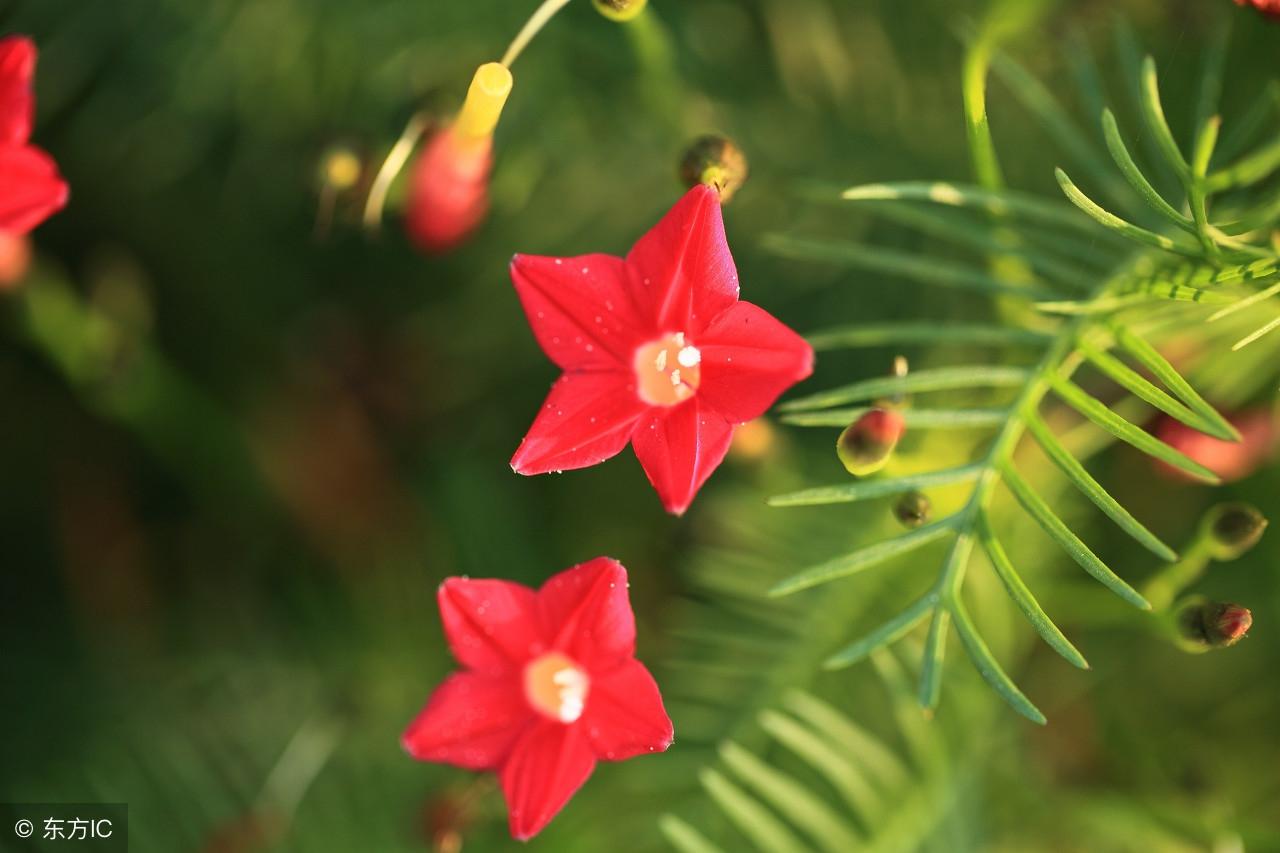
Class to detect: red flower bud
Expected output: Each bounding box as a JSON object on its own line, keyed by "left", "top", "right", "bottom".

{"left": 405, "top": 128, "right": 494, "bottom": 253}
{"left": 679, "top": 135, "right": 749, "bottom": 203}
{"left": 404, "top": 63, "right": 512, "bottom": 253}
{"left": 837, "top": 408, "right": 905, "bottom": 477}
{"left": 0, "top": 230, "right": 32, "bottom": 290}
{"left": 1235, "top": 0, "right": 1280, "bottom": 18}
{"left": 1177, "top": 599, "right": 1253, "bottom": 649}
{"left": 1154, "top": 409, "right": 1276, "bottom": 483}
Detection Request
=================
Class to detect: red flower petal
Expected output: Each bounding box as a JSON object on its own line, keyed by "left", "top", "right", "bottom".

{"left": 631, "top": 400, "right": 735, "bottom": 515}
{"left": 0, "top": 36, "right": 35, "bottom": 146}
{"left": 0, "top": 145, "right": 68, "bottom": 235}
{"left": 402, "top": 671, "right": 532, "bottom": 769}
{"left": 510, "top": 371, "right": 648, "bottom": 475}
{"left": 499, "top": 720, "right": 597, "bottom": 840}
{"left": 696, "top": 300, "right": 814, "bottom": 423}
{"left": 581, "top": 659, "right": 674, "bottom": 761}
{"left": 537, "top": 557, "right": 635, "bottom": 669}
{"left": 625, "top": 185, "right": 739, "bottom": 333}
{"left": 438, "top": 578, "right": 544, "bottom": 673}
{"left": 511, "top": 253, "right": 644, "bottom": 370}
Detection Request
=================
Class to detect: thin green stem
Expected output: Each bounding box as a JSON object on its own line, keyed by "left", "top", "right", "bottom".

{"left": 502, "top": 0, "right": 575, "bottom": 67}
{"left": 1188, "top": 116, "right": 1222, "bottom": 261}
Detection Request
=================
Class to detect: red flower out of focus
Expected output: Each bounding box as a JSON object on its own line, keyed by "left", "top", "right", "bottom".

{"left": 1155, "top": 408, "right": 1277, "bottom": 483}
{"left": 402, "top": 558, "right": 673, "bottom": 841}
{"left": 510, "top": 185, "right": 814, "bottom": 514}
{"left": 1234, "top": 0, "right": 1280, "bottom": 18}
{"left": 0, "top": 36, "right": 68, "bottom": 235}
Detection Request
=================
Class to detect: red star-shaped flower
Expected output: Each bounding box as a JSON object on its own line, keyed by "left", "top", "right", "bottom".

{"left": 509, "top": 185, "right": 814, "bottom": 514}
{"left": 402, "top": 557, "right": 673, "bottom": 840}
{"left": 0, "top": 36, "right": 68, "bottom": 235}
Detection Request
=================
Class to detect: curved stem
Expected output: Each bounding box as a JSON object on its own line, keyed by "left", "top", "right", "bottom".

{"left": 362, "top": 112, "right": 430, "bottom": 232}
{"left": 502, "top": 0, "right": 575, "bottom": 67}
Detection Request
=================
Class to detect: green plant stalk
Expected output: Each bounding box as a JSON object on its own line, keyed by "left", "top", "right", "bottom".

{"left": 1141, "top": 537, "right": 1214, "bottom": 612}
{"left": 1188, "top": 116, "right": 1222, "bottom": 262}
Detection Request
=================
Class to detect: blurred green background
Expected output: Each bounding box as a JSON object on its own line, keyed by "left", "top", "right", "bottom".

{"left": 2, "top": 0, "right": 1278, "bottom": 850}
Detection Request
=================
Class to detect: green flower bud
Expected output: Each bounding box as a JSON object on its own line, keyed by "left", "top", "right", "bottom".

{"left": 894, "top": 490, "right": 931, "bottom": 528}
{"left": 1203, "top": 502, "right": 1268, "bottom": 561}
{"left": 592, "top": 0, "right": 648, "bottom": 22}
{"left": 679, "top": 135, "right": 749, "bottom": 203}
{"left": 837, "top": 408, "right": 905, "bottom": 478}
{"left": 1177, "top": 599, "right": 1253, "bottom": 649}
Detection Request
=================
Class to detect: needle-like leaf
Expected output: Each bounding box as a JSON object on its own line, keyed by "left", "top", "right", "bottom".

{"left": 769, "top": 463, "right": 985, "bottom": 508}
{"left": 781, "top": 366, "right": 1032, "bottom": 412}
{"left": 823, "top": 594, "right": 936, "bottom": 669}
{"left": 977, "top": 513, "right": 1089, "bottom": 669}
{"left": 806, "top": 322, "right": 1053, "bottom": 350}
{"left": 1055, "top": 168, "right": 1203, "bottom": 258}
{"left": 951, "top": 597, "right": 1047, "bottom": 724}
{"left": 1110, "top": 324, "right": 1241, "bottom": 441}
{"left": 779, "top": 408, "right": 1009, "bottom": 429}
{"left": 1024, "top": 410, "right": 1177, "bottom": 560}
{"left": 1080, "top": 343, "right": 1232, "bottom": 442}
{"left": 770, "top": 522, "right": 955, "bottom": 597}
{"left": 1046, "top": 374, "right": 1222, "bottom": 483}
{"left": 762, "top": 234, "right": 1054, "bottom": 299}
{"left": 1000, "top": 463, "right": 1151, "bottom": 610}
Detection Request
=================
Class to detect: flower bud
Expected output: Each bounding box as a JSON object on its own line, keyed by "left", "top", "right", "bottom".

{"left": 317, "top": 146, "right": 363, "bottom": 193}
{"left": 1178, "top": 599, "right": 1253, "bottom": 648}
{"left": 1234, "top": 0, "right": 1280, "bottom": 19}
{"left": 0, "top": 231, "right": 32, "bottom": 291}
{"left": 894, "top": 490, "right": 931, "bottom": 528}
{"left": 837, "top": 408, "right": 905, "bottom": 477}
{"left": 1154, "top": 409, "right": 1276, "bottom": 483}
{"left": 592, "top": 0, "right": 649, "bottom": 22}
{"left": 679, "top": 135, "right": 749, "bottom": 204}
{"left": 405, "top": 63, "right": 513, "bottom": 253}
{"left": 1202, "top": 502, "right": 1268, "bottom": 561}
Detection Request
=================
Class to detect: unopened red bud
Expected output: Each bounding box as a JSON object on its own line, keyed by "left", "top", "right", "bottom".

{"left": 837, "top": 408, "right": 905, "bottom": 477}
{"left": 405, "top": 63, "right": 512, "bottom": 253}
{"left": 0, "top": 231, "right": 32, "bottom": 291}
{"left": 1204, "top": 502, "right": 1268, "bottom": 561}
{"left": 894, "top": 490, "right": 931, "bottom": 528}
{"left": 679, "top": 135, "right": 749, "bottom": 204}
{"left": 1178, "top": 600, "right": 1253, "bottom": 648}
{"left": 592, "top": 0, "right": 648, "bottom": 22}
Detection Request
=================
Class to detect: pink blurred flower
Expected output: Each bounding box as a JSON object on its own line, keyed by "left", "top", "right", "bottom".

{"left": 1154, "top": 408, "right": 1276, "bottom": 482}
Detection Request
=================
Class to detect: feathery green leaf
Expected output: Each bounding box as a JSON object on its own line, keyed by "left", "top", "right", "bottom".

{"left": 1000, "top": 463, "right": 1151, "bottom": 609}
{"left": 770, "top": 522, "right": 955, "bottom": 597}
{"left": 977, "top": 513, "right": 1089, "bottom": 669}
{"left": 951, "top": 597, "right": 1047, "bottom": 724}
{"left": 781, "top": 366, "right": 1032, "bottom": 412}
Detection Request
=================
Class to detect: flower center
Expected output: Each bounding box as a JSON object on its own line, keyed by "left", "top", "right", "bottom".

{"left": 523, "top": 652, "right": 590, "bottom": 723}
{"left": 633, "top": 332, "right": 702, "bottom": 407}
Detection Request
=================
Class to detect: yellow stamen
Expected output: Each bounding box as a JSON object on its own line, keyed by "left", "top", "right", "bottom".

{"left": 523, "top": 652, "right": 590, "bottom": 723}
{"left": 635, "top": 333, "right": 702, "bottom": 407}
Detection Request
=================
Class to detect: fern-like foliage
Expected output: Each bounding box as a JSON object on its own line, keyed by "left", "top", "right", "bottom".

{"left": 759, "top": 19, "right": 1280, "bottom": 725}
{"left": 661, "top": 651, "right": 952, "bottom": 853}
